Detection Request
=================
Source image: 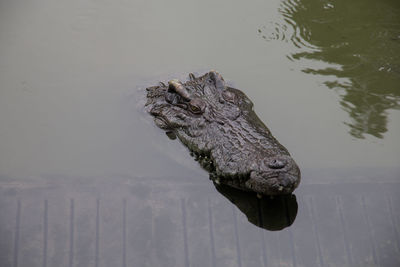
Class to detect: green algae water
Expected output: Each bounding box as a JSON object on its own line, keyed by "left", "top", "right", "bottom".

{"left": 273, "top": 0, "right": 400, "bottom": 140}
{"left": 0, "top": 0, "right": 399, "bottom": 266}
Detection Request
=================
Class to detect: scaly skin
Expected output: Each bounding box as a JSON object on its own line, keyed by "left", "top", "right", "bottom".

{"left": 145, "top": 71, "right": 300, "bottom": 196}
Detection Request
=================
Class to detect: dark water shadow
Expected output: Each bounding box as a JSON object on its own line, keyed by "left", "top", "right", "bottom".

{"left": 214, "top": 183, "right": 298, "bottom": 231}
{"left": 260, "top": 0, "right": 400, "bottom": 139}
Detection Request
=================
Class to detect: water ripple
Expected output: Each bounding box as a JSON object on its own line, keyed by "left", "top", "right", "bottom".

{"left": 258, "top": 0, "right": 318, "bottom": 52}
{"left": 259, "top": 0, "right": 400, "bottom": 139}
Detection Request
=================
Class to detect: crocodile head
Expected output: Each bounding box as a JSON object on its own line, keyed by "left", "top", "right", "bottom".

{"left": 145, "top": 71, "right": 300, "bottom": 196}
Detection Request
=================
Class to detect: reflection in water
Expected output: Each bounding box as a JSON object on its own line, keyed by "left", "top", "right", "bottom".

{"left": 214, "top": 184, "right": 298, "bottom": 231}
{"left": 260, "top": 0, "right": 400, "bottom": 139}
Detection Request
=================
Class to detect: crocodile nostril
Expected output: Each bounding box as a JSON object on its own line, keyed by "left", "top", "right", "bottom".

{"left": 268, "top": 159, "right": 286, "bottom": 169}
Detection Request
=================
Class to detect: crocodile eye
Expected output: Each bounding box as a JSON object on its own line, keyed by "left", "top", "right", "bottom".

{"left": 190, "top": 104, "right": 201, "bottom": 113}
{"left": 189, "top": 98, "right": 205, "bottom": 114}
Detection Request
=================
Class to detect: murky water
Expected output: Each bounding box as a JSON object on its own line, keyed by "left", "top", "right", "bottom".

{"left": 0, "top": 0, "right": 399, "bottom": 266}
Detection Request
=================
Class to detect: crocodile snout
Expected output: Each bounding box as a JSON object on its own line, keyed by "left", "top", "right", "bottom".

{"left": 246, "top": 170, "right": 299, "bottom": 195}
{"left": 245, "top": 156, "right": 300, "bottom": 195}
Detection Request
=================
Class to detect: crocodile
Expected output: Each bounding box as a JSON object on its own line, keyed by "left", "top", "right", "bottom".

{"left": 145, "top": 71, "right": 300, "bottom": 196}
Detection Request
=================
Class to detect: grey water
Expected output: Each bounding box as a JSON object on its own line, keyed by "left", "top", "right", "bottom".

{"left": 0, "top": 0, "right": 399, "bottom": 266}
